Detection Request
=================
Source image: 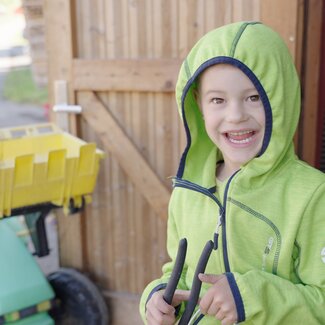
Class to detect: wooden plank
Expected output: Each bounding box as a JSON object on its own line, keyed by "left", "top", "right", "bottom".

{"left": 104, "top": 1, "right": 130, "bottom": 294}
{"left": 79, "top": 91, "right": 171, "bottom": 220}
{"left": 170, "top": 0, "right": 178, "bottom": 58}
{"left": 154, "top": 92, "right": 170, "bottom": 277}
{"left": 153, "top": 2, "right": 174, "bottom": 282}
{"left": 315, "top": 5, "right": 325, "bottom": 168}
{"left": 53, "top": 80, "right": 71, "bottom": 133}
{"left": 291, "top": 1, "right": 305, "bottom": 151}
{"left": 300, "top": 0, "right": 323, "bottom": 165}
{"left": 233, "top": 0, "right": 260, "bottom": 21}
{"left": 44, "top": 0, "right": 83, "bottom": 269}
{"left": 146, "top": 91, "right": 160, "bottom": 280}
{"left": 80, "top": 0, "right": 108, "bottom": 278}
{"left": 44, "top": 0, "right": 77, "bottom": 134}
{"left": 294, "top": 0, "right": 305, "bottom": 78}
{"left": 83, "top": 125, "right": 105, "bottom": 275}
{"left": 128, "top": 0, "right": 140, "bottom": 294}
{"left": 103, "top": 0, "right": 119, "bottom": 292}
{"left": 72, "top": 58, "right": 182, "bottom": 92}
{"left": 56, "top": 209, "right": 83, "bottom": 268}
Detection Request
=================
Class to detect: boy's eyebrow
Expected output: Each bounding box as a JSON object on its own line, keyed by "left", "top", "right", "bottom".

{"left": 202, "top": 89, "right": 226, "bottom": 96}
{"left": 202, "top": 88, "right": 258, "bottom": 96}
{"left": 244, "top": 88, "right": 259, "bottom": 93}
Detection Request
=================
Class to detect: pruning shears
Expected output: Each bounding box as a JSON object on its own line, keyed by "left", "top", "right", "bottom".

{"left": 163, "top": 238, "right": 214, "bottom": 325}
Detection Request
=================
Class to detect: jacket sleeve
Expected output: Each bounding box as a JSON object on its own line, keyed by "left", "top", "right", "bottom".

{"left": 139, "top": 191, "right": 189, "bottom": 323}
{"left": 231, "top": 184, "right": 325, "bottom": 324}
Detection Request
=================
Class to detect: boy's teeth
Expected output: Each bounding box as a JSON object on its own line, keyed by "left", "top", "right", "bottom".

{"left": 228, "top": 137, "right": 252, "bottom": 144}
{"left": 226, "top": 130, "right": 255, "bottom": 144}
{"left": 229, "top": 130, "right": 252, "bottom": 136}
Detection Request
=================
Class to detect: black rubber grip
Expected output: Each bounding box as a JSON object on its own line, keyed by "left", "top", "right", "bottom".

{"left": 178, "top": 240, "right": 214, "bottom": 325}
{"left": 163, "top": 238, "right": 187, "bottom": 305}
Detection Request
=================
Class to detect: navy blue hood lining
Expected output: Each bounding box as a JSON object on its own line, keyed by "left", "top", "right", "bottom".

{"left": 176, "top": 56, "right": 273, "bottom": 179}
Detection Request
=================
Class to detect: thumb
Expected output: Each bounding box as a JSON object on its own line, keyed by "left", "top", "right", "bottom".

{"left": 198, "top": 273, "right": 224, "bottom": 284}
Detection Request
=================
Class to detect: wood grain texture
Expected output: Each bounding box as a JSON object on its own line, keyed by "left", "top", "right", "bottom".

{"left": 79, "top": 91, "right": 171, "bottom": 220}
{"left": 72, "top": 58, "right": 182, "bottom": 92}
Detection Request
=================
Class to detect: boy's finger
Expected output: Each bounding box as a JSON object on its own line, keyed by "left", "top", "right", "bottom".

{"left": 147, "top": 307, "right": 174, "bottom": 325}
{"left": 198, "top": 273, "right": 224, "bottom": 284}
{"left": 159, "top": 301, "right": 175, "bottom": 315}
{"left": 173, "top": 289, "right": 191, "bottom": 301}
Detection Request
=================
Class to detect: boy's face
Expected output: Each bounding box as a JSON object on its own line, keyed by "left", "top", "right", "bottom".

{"left": 197, "top": 64, "right": 265, "bottom": 172}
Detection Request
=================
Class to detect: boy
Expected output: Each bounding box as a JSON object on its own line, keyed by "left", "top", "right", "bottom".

{"left": 140, "top": 22, "right": 325, "bottom": 324}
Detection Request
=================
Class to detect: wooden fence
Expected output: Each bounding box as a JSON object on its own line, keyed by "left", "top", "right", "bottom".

{"left": 44, "top": 0, "right": 322, "bottom": 324}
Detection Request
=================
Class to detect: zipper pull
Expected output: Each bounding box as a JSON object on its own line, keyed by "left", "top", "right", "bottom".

{"left": 213, "top": 215, "right": 222, "bottom": 250}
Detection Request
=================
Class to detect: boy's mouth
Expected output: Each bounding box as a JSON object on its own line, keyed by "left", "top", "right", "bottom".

{"left": 225, "top": 130, "right": 256, "bottom": 144}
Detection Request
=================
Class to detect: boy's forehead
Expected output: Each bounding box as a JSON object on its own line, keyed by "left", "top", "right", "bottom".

{"left": 198, "top": 64, "right": 238, "bottom": 86}
{"left": 200, "top": 63, "right": 241, "bottom": 77}
{"left": 198, "top": 63, "right": 256, "bottom": 91}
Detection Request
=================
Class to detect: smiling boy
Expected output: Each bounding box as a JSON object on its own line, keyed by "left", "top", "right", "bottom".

{"left": 197, "top": 64, "right": 265, "bottom": 181}
{"left": 140, "top": 22, "right": 325, "bottom": 325}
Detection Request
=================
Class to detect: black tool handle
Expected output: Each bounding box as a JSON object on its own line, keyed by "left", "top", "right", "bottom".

{"left": 163, "top": 238, "right": 188, "bottom": 305}
{"left": 179, "top": 240, "right": 214, "bottom": 325}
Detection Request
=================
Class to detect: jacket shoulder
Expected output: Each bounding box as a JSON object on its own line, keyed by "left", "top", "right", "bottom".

{"left": 285, "top": 159, "right": 325, "bottom": 192}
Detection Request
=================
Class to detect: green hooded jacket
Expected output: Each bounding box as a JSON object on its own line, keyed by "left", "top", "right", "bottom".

{"left": 140, "top": 21, "right": 325, "bottom": 324}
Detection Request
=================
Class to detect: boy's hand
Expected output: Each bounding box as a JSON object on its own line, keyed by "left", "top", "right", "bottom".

{"left": 198, "top": 273, "right": 238, "bottom": 325}
{"left": 146, "top": 289, "right": 190, "bottom": 325}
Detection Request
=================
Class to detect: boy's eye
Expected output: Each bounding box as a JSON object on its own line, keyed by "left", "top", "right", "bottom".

{"left": 248, "top": 94, "right": 260, "bottom": 102}
{"left": 211, "top": 98, "right": 224, "bottom": 104}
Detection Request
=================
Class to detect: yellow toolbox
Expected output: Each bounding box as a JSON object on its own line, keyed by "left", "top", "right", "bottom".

{"left": 0, "top": 123, "right": 104, "bottom": 217}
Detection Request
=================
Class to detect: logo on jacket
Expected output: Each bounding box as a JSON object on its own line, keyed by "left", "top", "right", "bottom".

{"left": 321, "top": 247, "right": 325, "bottom": 263}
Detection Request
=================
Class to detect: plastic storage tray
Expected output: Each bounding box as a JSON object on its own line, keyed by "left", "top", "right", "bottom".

{"left": 0, "top": 123, "right": 104, "bottom": 217}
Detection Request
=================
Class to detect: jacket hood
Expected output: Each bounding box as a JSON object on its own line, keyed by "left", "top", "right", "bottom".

{"left": 175, "top": 22, "right": 300, "bottom": 189}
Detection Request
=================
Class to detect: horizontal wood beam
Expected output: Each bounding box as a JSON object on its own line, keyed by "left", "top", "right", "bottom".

{"left": 73, "top": 58, "right": 182, "bottom": 92}
{"left": 78, "top": 91, "right": 170, "bottom": 220}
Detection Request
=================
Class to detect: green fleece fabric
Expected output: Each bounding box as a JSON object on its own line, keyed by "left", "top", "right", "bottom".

{"left": 140, "top": 22, "right": 325, "bottom": 324}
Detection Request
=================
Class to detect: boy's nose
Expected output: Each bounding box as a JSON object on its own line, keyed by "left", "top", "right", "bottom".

{"left": 225, "top": 101, "right": 248, "bottom": 123}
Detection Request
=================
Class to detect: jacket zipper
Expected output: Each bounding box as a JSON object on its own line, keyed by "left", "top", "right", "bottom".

{"left": 213, "top": 214, "right": 222, "bottom": 250}
{"left": 173, "top": 174, "right": 239, "bottom": 270}
{"left": 221, "top": 170, "right": 240, "bottom": 272}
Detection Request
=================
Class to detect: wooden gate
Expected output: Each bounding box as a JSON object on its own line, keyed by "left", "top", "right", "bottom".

{"left": 44, "top": 1, "right": 320, "bottom": 324}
